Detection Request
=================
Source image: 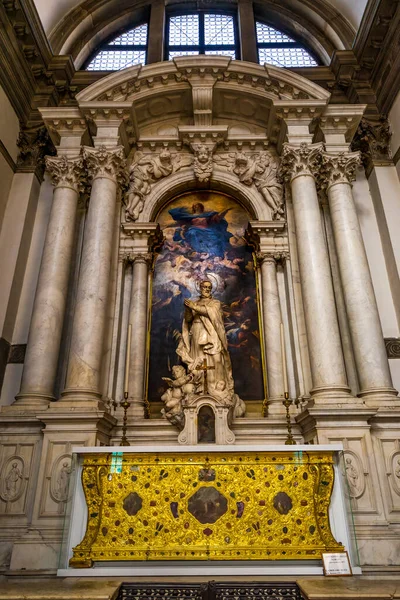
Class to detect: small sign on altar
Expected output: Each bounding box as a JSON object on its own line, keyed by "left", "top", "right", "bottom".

{"left": 322, "top": 552, "right": 352, "bottom": 576}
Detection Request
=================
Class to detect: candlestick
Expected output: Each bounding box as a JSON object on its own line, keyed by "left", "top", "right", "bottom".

{"left": 283, "top": 392, "right": 296, "bottom": 445}
{"left": 120, "top": 392, "right": 131, "bottom": 447}
{"left": 280, "top": 322, "right": 289, "bottom": 395}
{"left": 124, "top": 324, "right": 132, "bottom": 396}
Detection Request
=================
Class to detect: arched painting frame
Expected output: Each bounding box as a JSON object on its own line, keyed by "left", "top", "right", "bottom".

{"left": 146, "top": 191, "right": 265, "bottom": 408}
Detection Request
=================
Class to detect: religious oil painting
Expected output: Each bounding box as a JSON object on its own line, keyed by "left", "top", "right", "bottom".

{"left": 147, "top": 191, "right": 264, "bottom": 404}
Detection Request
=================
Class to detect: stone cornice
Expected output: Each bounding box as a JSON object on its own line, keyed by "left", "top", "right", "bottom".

{"left": 0, "top": 0, "right": 77, "bottom": 127}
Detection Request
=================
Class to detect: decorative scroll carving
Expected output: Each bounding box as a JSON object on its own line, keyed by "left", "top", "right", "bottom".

{"left": 17, "top": 125, "right": 56, "bottom": 179}
{"left": 125, "top": 149, "right": 192, "bottom": 221}
{"left": 320, "top": 152, "right": 361, "bottom": 189}
{"left": 385, "top": 338, "right": 400, "bottom": 359}
{"left": 82, "top": 146, "right": 128, "bottom": 187}
{"left": 45, "top": 155, "right": 85, "bottom": 193}
{"left": 351, "top": 116, "right": 392, "bottom": 170}
{"left": 214, "top": 151, "right": 284, "bottom": 220}
{"left": 117, "top": 581, "right": 302, "bottom": 600}
{"left": 279, "top": 142, "right": 323, "bottom": 183}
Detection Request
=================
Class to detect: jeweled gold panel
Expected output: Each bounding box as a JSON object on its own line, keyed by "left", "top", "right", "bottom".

{"left": 70, "top": 451, "right": 343, "bottom": 567}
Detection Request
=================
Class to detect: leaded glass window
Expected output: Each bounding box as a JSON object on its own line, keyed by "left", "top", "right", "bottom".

{"left": 256, "top": 22, "right": 318, "bottom": 68}
{"left": 86, "top": 23, "right": 148, "bottom": 71}
{"left": 166, "top": 13, "right": 238, "bottom": 60}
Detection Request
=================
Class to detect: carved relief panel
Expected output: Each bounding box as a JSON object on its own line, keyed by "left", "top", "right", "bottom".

{"left": 39, "top": 441, "right": 77, "bottom": 518}
{"left": 373, "top": 436, "right": 400, "bottom": 522}
{"left": 327, "top": 435, "right": 381, "bottom": 518}
{"left": 0, "top": 443, "right": 36, "bottom": 516}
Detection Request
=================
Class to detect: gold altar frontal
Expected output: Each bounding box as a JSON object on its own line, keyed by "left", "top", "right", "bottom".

{"left": 70, "top": 450, "right": 344, "bottom": 567}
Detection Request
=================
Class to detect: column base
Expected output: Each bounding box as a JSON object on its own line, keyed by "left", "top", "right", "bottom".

{"left": 358, "top": 386, "right": 399, "bottom": 408}
{"left": 129, "top": 398, "right": 146, "bottom": 419}
{"left": 309, "top": 384, "right": 360, "bottom": 405}
{"left": 60, "top": 388, "right": 108, "bottom": 411}
{"left": 6, "top": 392, "right": 52, "bottom": 411}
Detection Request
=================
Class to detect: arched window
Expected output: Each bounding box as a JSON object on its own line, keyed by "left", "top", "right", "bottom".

{"left": 85, "top": 23, "right": 148, "bottom": 71}
{"left": 256, "top": 22, "right": 318, "bottom": 67}
{"left": 166, "top": 13, "right": 238, "bottom": 59}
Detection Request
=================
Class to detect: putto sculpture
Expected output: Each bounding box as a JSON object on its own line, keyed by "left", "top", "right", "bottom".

{"left": 214, "top": 151, "right": 284, "bottom": 220}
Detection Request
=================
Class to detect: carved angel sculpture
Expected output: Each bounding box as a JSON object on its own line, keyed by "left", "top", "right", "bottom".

{"left": 193, "top": 144, "right": 214, "bottom": 183}
{"left": 215, "top": 151, "right": 284, "bottom": 220}
{"left": 125, "top": 149, "right": 193, "bottom": 221}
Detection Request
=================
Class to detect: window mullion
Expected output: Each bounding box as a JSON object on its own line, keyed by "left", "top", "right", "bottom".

{"left": 199, "top": 12, "right": 205, "bottom": 54}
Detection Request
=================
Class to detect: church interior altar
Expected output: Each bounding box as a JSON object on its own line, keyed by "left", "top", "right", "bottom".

{"left": 58, "top": 444, "right": 360, "bottom": 577}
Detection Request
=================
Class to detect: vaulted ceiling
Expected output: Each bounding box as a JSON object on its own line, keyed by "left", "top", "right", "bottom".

{"left": 33, "top": 0, "right": 368, "bottom": 38}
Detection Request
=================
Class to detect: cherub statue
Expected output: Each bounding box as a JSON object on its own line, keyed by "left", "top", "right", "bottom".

{"left": 193, "top": 144, "right": 213, "bottom": 183}
{"left": 210, "top": 380, "right": 233, "bottom": 406}
{"left": 214, "top": 151, "right": 284, "bottom": 220}
{"left": 125, "top": 149, "right": 192, "bottom": 221}
{"left": 161, "top": 365, "right": 195, "bottom": 429}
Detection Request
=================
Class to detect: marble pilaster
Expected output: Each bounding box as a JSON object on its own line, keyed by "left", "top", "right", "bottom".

{"left": 257, "top": 252, "right": 285, "bottom": 413}
{"left": 14, "top": 156, "right": 84, "bottom": 408}
{"left": 280, "top": 143, "right": 351, "bottom": 401}
{"left": 62, "top": 146, "right": 126, "bottom": 406}
{"left": 322, "top": 151, "right": 398, "bottom": 404}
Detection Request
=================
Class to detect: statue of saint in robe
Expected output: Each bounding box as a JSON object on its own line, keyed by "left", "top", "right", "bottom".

{"left": 176, "top": 280, "right": 234, "bottom": 397}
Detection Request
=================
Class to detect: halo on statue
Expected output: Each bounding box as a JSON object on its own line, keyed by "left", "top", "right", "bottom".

{"left": 195, "top": 274, "right": 218, "bottom": 295}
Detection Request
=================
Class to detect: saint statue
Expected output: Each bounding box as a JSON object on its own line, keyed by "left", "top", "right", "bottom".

{"left": 177, "top": 280, "right": 234, "bottom": 397}
{"left": 160, "top": 277, "right": 246, "bottom": 434}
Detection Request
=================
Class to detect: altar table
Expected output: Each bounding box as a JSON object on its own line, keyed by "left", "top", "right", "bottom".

{"left": 58, "top": 444, "right": 360, "bottom": 576}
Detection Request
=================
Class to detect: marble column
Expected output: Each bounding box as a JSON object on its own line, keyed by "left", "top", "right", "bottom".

{"left": 322, "top": 151, "right": 398, "bottom": 403}
{"left": 280, "top": 143, "right": 351, "bottom": 400}
{"left": 258, "top": 252, "right": 285, "bottom": 413}
{"left": 15, "top": 156, "right": 83, "bottom": 408}
{"left": 62, "top": 146, "right": 126, "bottom": 405}
{"left": 127, "top": 254, "right": 151, "bottom": 418}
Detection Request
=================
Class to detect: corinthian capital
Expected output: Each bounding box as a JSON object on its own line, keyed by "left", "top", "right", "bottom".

{"left": 82, "top": 146, "right": 128, "bottom": 187}
{"left": 256, "top": 251, "right": 288, "bottom": 266}
{"left": 320, "top": 152, "right": 361, "bottom": 190}
{"left": 279, "top": 142, "right": 323, "bottom": 183}
{"left": 45, "top": 155, "right": 84, "bottom": 193}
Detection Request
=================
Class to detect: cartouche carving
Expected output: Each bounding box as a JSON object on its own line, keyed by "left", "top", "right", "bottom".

{"left": 279, "top": 142, "right": 323, "bottom": 183}
{"left": 214, "top": 151, "right": 284, "bottom": 220}
{"left": 320, "top": 152, "right": 361, "bottom": 189}
{"left": 45, "top": 155, "right": 85, "bottom": 193}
